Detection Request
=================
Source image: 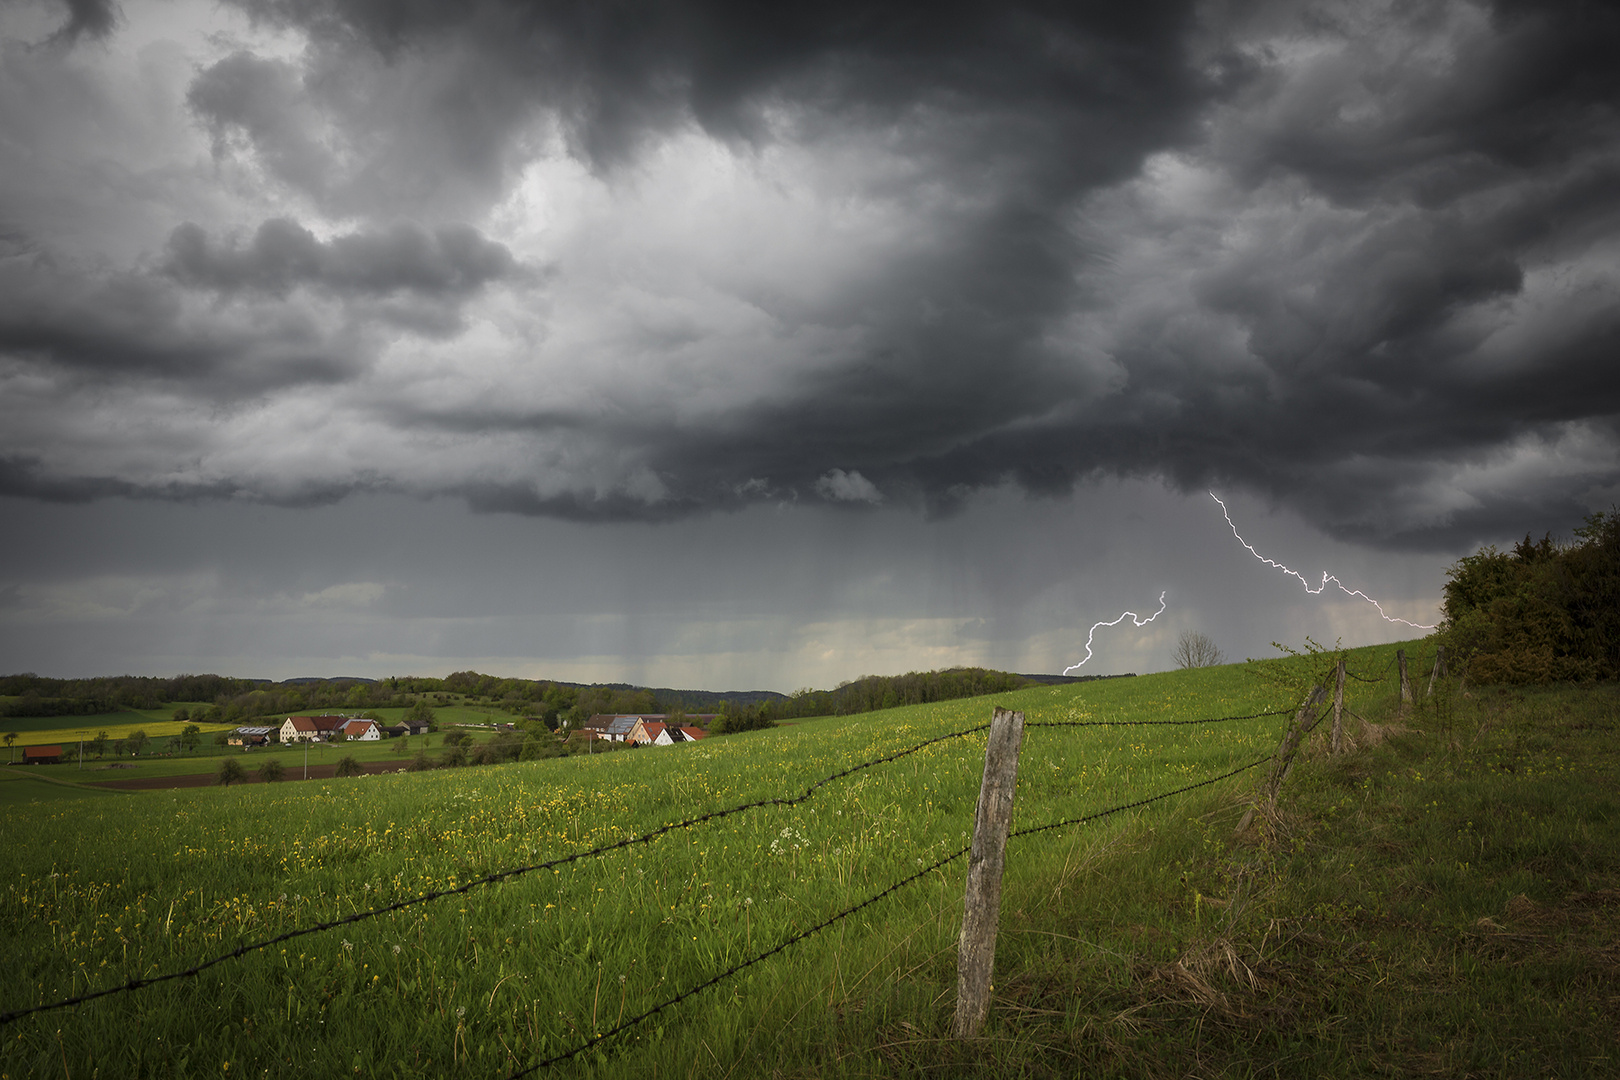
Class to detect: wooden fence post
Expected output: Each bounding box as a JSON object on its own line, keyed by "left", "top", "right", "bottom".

{"left": 1235, "top": 685, "right": 1328, "bottom": 835}
{"left": 1331, "top": 658, "right": 1346, "bottom": 754}
{"left": 951, "top": 706, "right": 1025, "bottom": 1039}
{"left": 1398, "top": 649, "right": 1411, "bottom": 711}
{"left": 1427, "top": 645, "right": 1447, "bottom": 697}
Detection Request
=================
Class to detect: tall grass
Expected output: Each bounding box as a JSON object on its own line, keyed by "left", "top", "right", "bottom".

{"left": 0, "top": 644, "right": 1482, "bottom": 1077}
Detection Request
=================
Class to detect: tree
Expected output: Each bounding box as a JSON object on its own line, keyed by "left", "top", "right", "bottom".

{"left": 172, "top": 706, "right": 189, "bottom": 723}
{"left": 257, "top": 759, "right": 285, "bottom": 783}
{"left": 440, "top": 744, "right": 468, "bottom": 768}
{"left": 1172, "top": 631, "right": 1224, "bottom": 669}
{"left": 127, "top": 729, "right": 151, "bottom": 756}
{"left": 217, "top": 758, "right": 245, "bottom": 786}
{"left": 179, "top": 724, "right": 201, "bottom": 753}
{"left": 406, "top": 698, "right": 435, "bottom": 727}
{"left": 334, "top": 755, "right": 364, "bottom": 777}
{"left": 89, "top": 731, "right": 109, "bottom": 759}
{"left": 3, "top": 731, "right": 14, "bottom": 764}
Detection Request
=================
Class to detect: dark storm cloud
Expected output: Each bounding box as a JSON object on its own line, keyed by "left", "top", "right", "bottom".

{"left": 164, "top": 219, "right": 522, "bottom": 300}
{"left": 224, "top": 0, "right": 1208, "bottom": 184}
{"left": 6, "top": 0, "right": 1619, "bottom": 548}
{"left": 0, "top": 253, "right": 355, "bottom": 387}
{"left": 46, "top": 0, "right": 118, "bottom": 45}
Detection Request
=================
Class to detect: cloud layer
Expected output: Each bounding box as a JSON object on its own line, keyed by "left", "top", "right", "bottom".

{"left": 2, "top": 0, "right": 1618, "bottom": 547}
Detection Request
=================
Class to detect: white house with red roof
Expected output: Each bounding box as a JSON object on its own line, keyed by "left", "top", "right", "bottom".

{"left": 341, "top": 719, "right": 380, "bottom": 741}
{"left": 279, "top": 715, "right": 348, "bottom": 743}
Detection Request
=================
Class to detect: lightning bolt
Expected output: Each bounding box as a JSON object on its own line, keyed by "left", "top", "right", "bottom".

{"left": 1210, "top": 492, "right": 1437, "bottom": 630}
{"left": 1063, "top": 591, "right": 1168, "bottom": 675}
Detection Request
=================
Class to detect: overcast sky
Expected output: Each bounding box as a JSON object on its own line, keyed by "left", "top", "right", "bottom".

{"left": 2, "top": 0, "right": 1616, "bottom": 689}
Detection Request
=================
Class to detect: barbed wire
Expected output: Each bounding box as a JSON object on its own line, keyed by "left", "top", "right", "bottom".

{"left": 509, "top": 749, "right": 1275, "bottom": 1074}
{"left": 0, "top": 723, "right": 992, "bottom": 1028}
{"left": 1027, "top": 707, "right": 1290, "bottom": 728}
{"left": 2, "top": 699, "right": 1302, "bottom": 1040}
{"left": 1009, "top": 752, "right": 1272, "bottom": 842}
{"left": 1345, "top": 651, "right": 1400, "bottom": 684}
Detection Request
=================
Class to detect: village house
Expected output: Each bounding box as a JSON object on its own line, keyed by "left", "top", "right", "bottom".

{"left": 630, "top": 721, "right": 710, "bottom": 747}
{"left": 340, "top": 719, "right": 381, "bottom": 741}
{"left": 279, "top": 715, "right": 348, "bottom": 743}
{"left": 588, "top": 714, "right": 720, "bottom": 745}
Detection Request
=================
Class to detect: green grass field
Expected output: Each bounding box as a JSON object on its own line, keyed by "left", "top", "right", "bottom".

{"left": 2, "top": 641, "right": 1615, "bottom": 1078}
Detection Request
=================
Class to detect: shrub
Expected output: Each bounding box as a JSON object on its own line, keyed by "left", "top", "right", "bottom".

{"left": 519, "top": 735, "right": 564, "bottom": 761}
{"left": 406, "top": 751, "right": 435, "bottom": 772}
{"left": 1439, "top": 511, "right": 1620, "bottom": 683}
{"left": 216, "top": 758, "right": 245, "bottom": 786}
{"left": 256, "top": 759, "right": 285, "bottom": 783}
{"left": 440, "top": 745, "right": 468, "bottom": 768}
{"left": 334, "top": 755, "right": 364, "bottom": 778}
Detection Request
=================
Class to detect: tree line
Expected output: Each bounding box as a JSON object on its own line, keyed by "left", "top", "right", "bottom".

{"left": 3, "top": 665, "right": 1037, "bottom": 728}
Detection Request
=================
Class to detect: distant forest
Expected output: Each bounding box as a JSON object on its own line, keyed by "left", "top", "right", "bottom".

{"left": 0, "top": 666, "right": 1110, "bottom": 728}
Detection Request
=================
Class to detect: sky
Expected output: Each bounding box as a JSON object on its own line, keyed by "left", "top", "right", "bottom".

{"left": 2, "top": 0, "right": 1617, "bottom": 690}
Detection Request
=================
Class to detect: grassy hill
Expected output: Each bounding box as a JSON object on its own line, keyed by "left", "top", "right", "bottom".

{"left": 2, "top": 640, "right": 1615, "bottom": 1077}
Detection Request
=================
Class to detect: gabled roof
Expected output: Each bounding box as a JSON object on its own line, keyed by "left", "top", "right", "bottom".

{"left": 341, "top": 719, "right": 377, "bottom": 736}
{"left": 641, "top": 722, "right": 667, "bottom": 741}
{"left": 680, "top": 726, "right": 708, "bottom": 741}
{"left": 286, "top": 715, "right": 346, "bottom": 731}
{"left": 23, "top": 745, "right": 62, "bottom": 759}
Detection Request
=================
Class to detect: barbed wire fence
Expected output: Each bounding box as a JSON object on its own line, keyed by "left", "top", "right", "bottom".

{"left": 2, "top": 677, "right": 1409, "bottom": 1071}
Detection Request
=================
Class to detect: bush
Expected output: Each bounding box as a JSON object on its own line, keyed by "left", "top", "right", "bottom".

{"left": 406, "top": 751, "right": 435, "bottom": 772}
{"left": 519, "top": 735, "right": 564, "bottom": 761}
{"left": 216, "top": 758, "right": 245, "bottom": 786}
{"left": 334, "top": 755, "right": 364, "bottom": 778}
{"left": 1439, "top": 511, "right": 1620, "bottom": 683}
{"left": 440, "top": 745, "right": 468, "bottom": 768}
{"left": 257, "top": 759, "right": 285, "bottom": 783}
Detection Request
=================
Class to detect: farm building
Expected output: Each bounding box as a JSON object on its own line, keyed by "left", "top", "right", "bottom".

{"left": 22, "top": 745, "right": 63, "bottom": 764}
{"left": 584, "top": 714, "right": 720, "bottom": 744}
{"left": 340, "top": 719, "right": 380, "bottom": 741}
{"left": 228, "top": 726, "right": 275, "bottom": 747}
{"left": 279, "top": 715, "right": 348, "bottom": 743}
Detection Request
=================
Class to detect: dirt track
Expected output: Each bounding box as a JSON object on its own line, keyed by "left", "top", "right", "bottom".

{"left": 86, "top": 760, "right": 415, "bottom": 791}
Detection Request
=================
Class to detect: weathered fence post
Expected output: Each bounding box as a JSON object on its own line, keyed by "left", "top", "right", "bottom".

{"left": 1235, "top": 685, "right": 1328, "bottom": 835}
{"left": 1427, "top": 645, "right": 1447, "bottom": 697}
{"left": 1331, "top": 658, "right": 1346, "bottom": 754}
{"left": 1398, "top": 649, "right": 1411, "bottom": 711}
{"left": 951, "top": 706, "right": 1025, "bottom": 1039}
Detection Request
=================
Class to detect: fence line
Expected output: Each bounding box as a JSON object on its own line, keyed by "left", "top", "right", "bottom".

{"left": 0, "top": 723, "right": 991, "bottom": 1028}
{"left": 1, "top": 697, "right": 1321, "bottom": 1066}
{"left": 1027, "top": 707, "right": 1290, "bottom": 728}
{"left": 510, "top": 749, "right": 1276, "bottom": 1075}
{"left": 1346, "top": 651, "right": 1399, "bottom": 683}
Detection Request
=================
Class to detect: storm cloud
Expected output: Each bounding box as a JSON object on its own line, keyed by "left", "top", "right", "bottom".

{"left": 3, "top": 0, "right": 1618, "bottom": 544}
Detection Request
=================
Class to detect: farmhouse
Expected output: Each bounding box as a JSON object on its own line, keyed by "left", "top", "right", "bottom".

{"left": 279, "top": 715, "right": 348, "bottom": 743}
{"left": 588, "top": 713, "right": 720, "bottom": 745}
{"left": 630, "top": 722, "right": 710, "bottom": 747}
{"left": 340, "top": 719, "right": 380, "bottom": 741}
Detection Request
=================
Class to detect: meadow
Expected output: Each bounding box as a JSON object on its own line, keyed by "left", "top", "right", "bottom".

{"left": 4, "top": 641, "right": 1615, "bottom": 1077}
